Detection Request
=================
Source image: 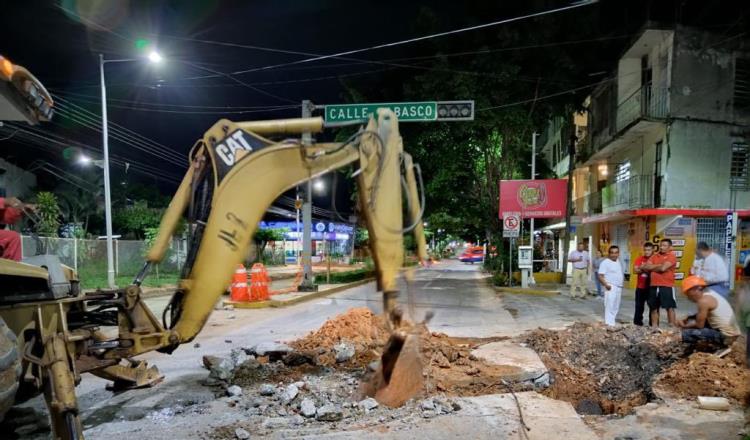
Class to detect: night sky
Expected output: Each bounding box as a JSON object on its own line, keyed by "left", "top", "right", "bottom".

{"left": 1, "top": 0, "right": 745, "bottom": 217}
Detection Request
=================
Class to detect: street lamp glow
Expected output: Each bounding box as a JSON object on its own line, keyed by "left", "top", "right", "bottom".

{"left": 78, "top": 155, "right": 92, "bottom": 165}
{"left": 147, "top": 50, "right": 163, "bottom": 64}
{"left": 313, "top": 179, "right": 325, "bottom": 193}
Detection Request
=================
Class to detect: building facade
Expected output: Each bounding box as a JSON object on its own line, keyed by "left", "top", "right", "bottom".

{"left": 543, "top": 25, "right": 750, "bottom": 288}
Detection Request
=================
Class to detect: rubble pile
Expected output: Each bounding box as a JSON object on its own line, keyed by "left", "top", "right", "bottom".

{"left": 524, "top": 323, "right": 685, "bottom": 414}
{"left": 654, "top": 338, "right": 749, "bottom": 404}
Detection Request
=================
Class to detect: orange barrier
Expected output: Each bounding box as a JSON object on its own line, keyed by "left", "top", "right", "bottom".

{"left": 269, "top": 265, "right": 303, "bottom": 295}
{"left": 249, "top": 263, "right": 270, "bottom": 301}
{"left": 230, "top": 264, "right": 249, "bottom": 301}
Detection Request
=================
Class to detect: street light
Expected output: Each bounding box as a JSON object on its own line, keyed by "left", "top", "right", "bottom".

{"left": 313, "top": 179, "right": 325, "bottom": 193}
{"left": 99, "top": 50, "right": 162, "bottom": 288}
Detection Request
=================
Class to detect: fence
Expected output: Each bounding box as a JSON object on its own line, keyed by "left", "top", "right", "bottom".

{"left": 20, "top": 235, "right": 187, "bottom": 286}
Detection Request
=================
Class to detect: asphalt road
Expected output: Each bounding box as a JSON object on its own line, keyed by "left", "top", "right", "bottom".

{"left": 9, "top": 259, "right": 702, "bottom": 439}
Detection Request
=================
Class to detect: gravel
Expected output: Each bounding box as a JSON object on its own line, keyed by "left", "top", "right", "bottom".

{"left": 300, "top": 398, "right": 317, "bottom": 418}
{"left": 259, "top": 384, "right": 276, "bottom": 396}
{"left": 226, "top": 385, "right": 243, "bottom": 397}
{"left": 280, "top": 384, "right": 299, "bottom": 404}
{"left": 359, "top": 397, "right": 379, "bottom": 412}
{"left": 315, "top": 404, "right": 344, "bottom": 422}
{"left": 235, "top": 427, "right": 250, "bottom": 439}
{"left": 333, "top": 341, "right": 355, "bottom": 363}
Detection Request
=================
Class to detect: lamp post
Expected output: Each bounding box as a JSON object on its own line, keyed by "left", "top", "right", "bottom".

{"left": 99, "top": 50, "right": 161, "bottom": 288}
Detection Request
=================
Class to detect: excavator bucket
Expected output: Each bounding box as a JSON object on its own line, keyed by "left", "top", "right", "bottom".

{"left": 363, "top": 331, "right": 423, "bottom": 407}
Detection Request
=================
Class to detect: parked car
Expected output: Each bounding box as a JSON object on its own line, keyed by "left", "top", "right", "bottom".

{"left": 459, "top": 246, "right": 484, "bottom": 263}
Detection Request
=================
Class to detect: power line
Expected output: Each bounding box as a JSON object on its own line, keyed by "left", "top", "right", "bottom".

{"left": 477, "top": 81, "right": 605, "bottom": 112}
{"left": 191, "top": 1, "right": 598, "bottom": 78}
{"left": 51, "top": 90, "right": 304, "bottom": 109}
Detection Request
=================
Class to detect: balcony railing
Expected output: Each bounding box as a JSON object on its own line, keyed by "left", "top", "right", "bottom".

{"left": 590, "top": 84, "right": 668, "bottom": 152}
{"left": 615, "top": 85, "right": 668, "bottom": 131}
{"left": 574, "top": 191, "right": 602, "bottom": 216}
{"left": 602, "top": 175, "right": 653, "bottom": 213}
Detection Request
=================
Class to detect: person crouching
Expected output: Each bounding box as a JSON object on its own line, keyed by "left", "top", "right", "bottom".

{"left": 678, "top": 275, "right": 740, "bottom": 348}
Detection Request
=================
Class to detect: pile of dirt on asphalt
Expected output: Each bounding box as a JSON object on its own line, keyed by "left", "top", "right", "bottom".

{"left": 289, "top": 308, "right": 512, "bottom": 397}
{"left": 654, "top": 338, "right": 750, "bottom": 404}
{"left": 523, "top": 323, "right": 686, "bottom": 415}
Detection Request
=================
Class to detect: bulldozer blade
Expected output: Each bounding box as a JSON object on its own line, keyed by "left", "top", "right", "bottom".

{"left": 372, "top": 333, "right": 423, "bottom": 407}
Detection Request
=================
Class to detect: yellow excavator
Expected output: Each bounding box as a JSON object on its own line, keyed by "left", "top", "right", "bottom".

{"left": 0, "top": 56, "right": 428, "bottom": 440}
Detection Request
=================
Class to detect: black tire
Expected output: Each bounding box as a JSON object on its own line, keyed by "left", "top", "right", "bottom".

{"left": 0, "top": 316, "right": 21, "bottom": 423}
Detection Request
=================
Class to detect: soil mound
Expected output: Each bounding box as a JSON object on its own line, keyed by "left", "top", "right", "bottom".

{"left": 654, "top": 338, "right": 750, "bottom": 404}
{"left": 524, "top": 323, "right": 685, "bottom": 414}
{"left": 292, "top": 308, "right": 389, "bottom": 351}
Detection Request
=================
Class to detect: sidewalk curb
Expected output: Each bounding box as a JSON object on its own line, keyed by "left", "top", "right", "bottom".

{"left": 224, "top": 278, "right": 375, "bottom": 309}
{"left": 494, "top": 286, "right": 561, "bottom": 296}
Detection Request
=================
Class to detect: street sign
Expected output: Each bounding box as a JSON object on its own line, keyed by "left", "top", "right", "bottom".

{"left": 323, "top": 100, "right": 474, "bottom": 124}
{"left": 325, "top": 102, "right": 437, "bottom": 124}
{"left": 502, "top": 213, "right": 520, "bottom": 238}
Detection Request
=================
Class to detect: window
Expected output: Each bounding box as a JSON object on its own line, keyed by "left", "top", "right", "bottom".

{"left": 735, "top": 58, "right": 750, "bottom": 112}
{"left": 731, "top": 143, "right": 749, "bottom": 191}
{"left": 615, "top": 161, "right": 631, "bottom": 182}
{"left": 696, "top": 218, "right": 727, "bottom": 256}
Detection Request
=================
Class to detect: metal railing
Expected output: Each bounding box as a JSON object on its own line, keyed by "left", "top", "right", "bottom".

{"left": 615, "top": 85, "right": 668, "bottom": 131}
{"left": 590, "top": 84, "right": 668, "bottom": 151}
{"left": 574, "top": 191, "right": 602, "bottom": 216}
{"left": 602, "top": 175, "right": 653, "bottom": 213}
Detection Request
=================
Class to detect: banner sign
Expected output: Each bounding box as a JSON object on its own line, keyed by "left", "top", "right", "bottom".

{"left": 499, "top": 179, "right": 567, "bottom": 218}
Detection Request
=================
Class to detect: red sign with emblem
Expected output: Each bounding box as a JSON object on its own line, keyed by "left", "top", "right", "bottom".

{"left": 499, "top": 179, "right": 567, "bottom": 218}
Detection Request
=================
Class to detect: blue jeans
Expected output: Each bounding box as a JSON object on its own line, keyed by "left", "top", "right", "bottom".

{"left": 593, "top": 273, "right": 602, "bottom": 296}
{"left": 681, "top": 327, "right": 724, "bottom": 344}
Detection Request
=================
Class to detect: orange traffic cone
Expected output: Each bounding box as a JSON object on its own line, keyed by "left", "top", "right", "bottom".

{"left": 230, "top": 264, "right": 249, "bottom": 301}
{"left": 250, "top": 263, "right": 270, "bottom": 301}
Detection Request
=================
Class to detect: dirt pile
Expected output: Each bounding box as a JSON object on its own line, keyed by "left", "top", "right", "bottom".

{"left": 524, "top": 323, "right": 685, "bottom": 414}
{"left": 654, "top": 338, "right": 750, "bottom": 404}
{"left": 289, "top": 308, "right": 514, "bottom": 396}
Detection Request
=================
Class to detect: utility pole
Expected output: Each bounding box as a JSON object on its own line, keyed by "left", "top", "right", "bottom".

{"left": 561, "top": 134, "right": 576, "bottom": 283}
{"left": 528, "top": 132, "right": 537, "bottom": 286}
{"left": 99, "top": 54, "right": 116, "bottom": 289}
{"left": 299, "top": 100, "right": 317, "bottom": 291}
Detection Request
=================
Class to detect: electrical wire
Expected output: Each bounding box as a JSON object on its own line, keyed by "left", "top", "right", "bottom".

{"left": 182, "top": 1, "right": 598, "bottom": 79}
{"left": 51, "top": 90, "right": 305, "bottom": 109}
{"left": 53, "top": 94, "right": 183, "bottom": 159}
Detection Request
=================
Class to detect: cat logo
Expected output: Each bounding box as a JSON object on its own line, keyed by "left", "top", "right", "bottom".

{"left": 215, "top": 130, "right": 254, "bottom": 167}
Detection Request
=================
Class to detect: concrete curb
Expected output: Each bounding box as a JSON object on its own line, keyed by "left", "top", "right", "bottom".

{"left": 494, "top": 286, "right": 561, "bottom": 296}
{"left": 223, "top": 278, "right": 375, "bottom": 309}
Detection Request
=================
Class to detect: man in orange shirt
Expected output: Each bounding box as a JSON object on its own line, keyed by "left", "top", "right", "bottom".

{"left": 642, "top": 239, "right": 678, "bottom": 327}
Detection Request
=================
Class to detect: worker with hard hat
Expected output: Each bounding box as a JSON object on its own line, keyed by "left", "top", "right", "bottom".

{"left": 677, "top": 275, "right": 741, "bottom": 346}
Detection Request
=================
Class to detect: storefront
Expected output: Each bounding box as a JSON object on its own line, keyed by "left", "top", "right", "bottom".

{"left": 258, "top": 221, "right": 355, "bottom": 264}
{"left": 582, "top": 209, "right": 750, "bottom": 289}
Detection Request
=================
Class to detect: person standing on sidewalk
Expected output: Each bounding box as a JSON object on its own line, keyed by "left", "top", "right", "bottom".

{"left": 598, "top": 245, "right": 624, "bottom": 326}
{"left": 592, "top": 249, "right": 605, "bottom": 297}
{"left": 568, "top": 242, "right": 589, "bottom": 299}
{"left": 643, "top": 239, "right": 678, "bottom": 327}
{"left": 633, "top": 242, "right": 655, "bottom": 325}
{"left": 690, "top": 242, "right": 729, "bottom": 297}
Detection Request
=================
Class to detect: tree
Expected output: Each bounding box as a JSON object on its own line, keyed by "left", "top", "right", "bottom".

{"left": 112, "top": 201, "right": 163, "bottom": 239}
{"left": 56, "top": 176, "right": 102, "bottom": 234}
{"left": 34, "top": 191, "right": 61, "bottom": 237}
{"left": 253, "top": 228, "right": 286, "bottom": 262}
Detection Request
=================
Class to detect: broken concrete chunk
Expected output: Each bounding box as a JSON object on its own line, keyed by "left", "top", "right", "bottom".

{"left": 282, "top": 351, "right": 317, "bottom": 367}
{"left": 281, "top": 384, "right": 299, "bottom": 404}
{"left": 259, "top": 384, "right": 276, "bottom": 396}
{"left": 533, "top": 372, "right": 551, "bottom": 388}
{"left": 207, "top": 357, "right": 235, "bottom": 381}
{"left": 223, "top": 304, "right": 235, "bottom": 311}
{"left": 300, "top": 398, "right": 317, "bottom": 418}
{"left": 419, "top": 399, "right": 436, "bottom": 411}
{"left": 359, "top": 397, "right": 379, "bottom": 412}
{"left": 261, "top": 417, "right": 289, "bottom": 429}
{"left": 230, "top": 348, "right": 249, "bottom": 367}
{"left": 367, "top": 361, "right": 380, "bottom": 372}
{"left": 333, "top": 342, "right": 355, "bottom": 363}
{"left": 290, "top": 414, "right": 305, "bottom": 426}
{"left": 226, "top": 385, "right": 243, "bottom": 397}
{"left": 235, "top": 427, "right": 250, "bottom": 439}
{"left": 251, "top": 342, "right": 293, "bottom": 357}
{"left": 316, "top": 404, "right": 344, "bottom": 421}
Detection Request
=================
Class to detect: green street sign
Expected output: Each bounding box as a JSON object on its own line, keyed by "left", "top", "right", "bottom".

{"left": 323, "top": 100, "right": 474, "bottom": 125}
{"left": 324, "top": 102, "right": 437, "bottom": 124}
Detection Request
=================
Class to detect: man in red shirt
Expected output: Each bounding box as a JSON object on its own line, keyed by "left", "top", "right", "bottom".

{"left": 632, "top": 242, "right": 655, "bottom": 326}
{"left": 642, "top": 238, "right": 678, "bottom": 327}
{"left": 0, "top": 196, "right": 30, "bottom": 261}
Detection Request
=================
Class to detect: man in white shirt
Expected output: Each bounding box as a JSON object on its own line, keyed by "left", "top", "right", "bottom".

{"left": 598, "top": 245, "right": 624, "bottom": 326}
{"left": 691, "top": 242, "right": 729, "bottom": 297}
{"left": 568, "top": 242, "right": 590, "bottom": 299}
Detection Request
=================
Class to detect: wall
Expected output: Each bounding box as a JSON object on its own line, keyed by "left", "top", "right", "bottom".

{"left": 670, "top": 27, "right": 743, "bottom": 124}
{"left": 0, "top": 158, "right": 36, "bottom": 199}
{"left": 663, "top": 119, "right": 749, "bottom": 209}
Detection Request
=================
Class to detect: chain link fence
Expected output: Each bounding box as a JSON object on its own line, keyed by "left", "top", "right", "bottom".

{"left": 20, "top": 235, "right": 186, "bottom": 287}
